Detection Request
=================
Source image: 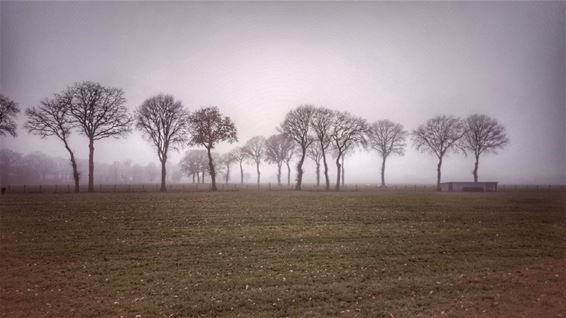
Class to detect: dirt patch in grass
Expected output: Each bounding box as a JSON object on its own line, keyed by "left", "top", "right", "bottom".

{"left": 1, "top": 191, "right": 564, "bottom": 317}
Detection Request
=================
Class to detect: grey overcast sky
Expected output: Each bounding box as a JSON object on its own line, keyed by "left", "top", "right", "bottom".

{"left": 1, "top": 1, "right": 565, "bottom": 185}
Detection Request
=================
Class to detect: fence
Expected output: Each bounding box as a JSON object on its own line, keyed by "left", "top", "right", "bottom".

{"left": 1, "top": 183, "right": 565, "bottom": 194}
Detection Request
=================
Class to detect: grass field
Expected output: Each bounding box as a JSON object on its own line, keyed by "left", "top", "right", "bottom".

{"left": 1, "top": 191, "right": 565, "bottom": 317}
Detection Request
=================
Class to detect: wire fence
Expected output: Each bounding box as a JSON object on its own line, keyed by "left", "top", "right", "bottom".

{"left": 1, "top": 183, "right": 565, "bottom": 194}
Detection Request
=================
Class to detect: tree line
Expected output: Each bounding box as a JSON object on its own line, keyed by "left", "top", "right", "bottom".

{"left": 0, "top": 81, "right": 509, "bottom": 192}
{"left": 0, "top": 149, "right": 178, "bottom": 185}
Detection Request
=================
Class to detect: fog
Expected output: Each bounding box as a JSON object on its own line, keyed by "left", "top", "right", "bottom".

{"left": 1, "top": 1, "right": 564, "bottom": 185}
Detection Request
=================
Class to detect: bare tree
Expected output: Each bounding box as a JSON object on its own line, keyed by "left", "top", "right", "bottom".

{"left": 66, "top": 81, "right": 132, "bottom": 192}
{"left": 307, "top": 144, "right": 323, "bottom": 187}
{"left": 188, "top": 107, "right": 238, "bottom": 191}
{"left": 231, "top": 147, "right": 248, "bottom": 185}
{"left": 0, "top": 94, "right": 20, "bottom": 137}
{"left": 461, "top": 114, "right": 509, "bottom": 182}
{"left": 179, "top": 149, "right": 208, "bottom": 183}
{"left": 220, "top": 151, "right": 237, "bottom": 184}
{"left": 265, "top": 133, "right": 295, "bottom": 186}
{"left": 280, "top": 105, "right": 316, "bottom": 190}
{"left": 367, "top": 120, "right": 408, "bottom": 187}
{"left": 25, "top": 94, "right": 81, "bottom": 192}
{"left": 330, "top": 111, "right": 367, "bottom": 191}
{"left": 412, "top": 115, "right": 465, "bottom": 191}
{"left": 243, "top": 136, "right": 266, "bottom": 189}
{"left": 311, "top": 107, "right": 335, "bottom": 190}
{"left": 135, "top": 94, "right": 190, "bottom": 192}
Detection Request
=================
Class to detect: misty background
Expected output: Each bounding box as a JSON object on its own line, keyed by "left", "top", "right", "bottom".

{"left": 1, "top": 1, "right": 564, "bottom": 185}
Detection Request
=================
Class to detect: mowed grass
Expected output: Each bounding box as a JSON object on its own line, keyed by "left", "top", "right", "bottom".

{"left": 0, "top": 191, "right": 565, "bottom": 317}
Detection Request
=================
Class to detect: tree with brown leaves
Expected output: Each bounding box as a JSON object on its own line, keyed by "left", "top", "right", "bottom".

{"left": 188, "top": 107, "right": 238, "bottom": 191}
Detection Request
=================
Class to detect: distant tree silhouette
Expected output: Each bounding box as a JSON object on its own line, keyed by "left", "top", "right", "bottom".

{"left": 330, "top": 111, "right": 367, "bottom": 191}
{"left": 311, "top": 107, "right": 335, "bottom": 190}
{"left": 243, "top": 136, "right": 266, "bottom": 189}
{"left": 0, "top": 149, "right": 22, "bottom": 184}
{"left": 220, "top": 151, "right": 237, "bottom": 184}
{"left": 280, "top": 105, "right": 316, "bottom": 190}
{"left": 461, "top": 114, "right": 509, "bottom": 182}
{"left": 188, "top": 107, "right": 238, "bottom": 191}
{"left": 231, "top": 147, "right": 248, "bottom": 185}
{"left": 0, "top": 94, "right": 20, "bottom": 137}
{"left": 144, "top": 162, "right": 159, "bottom": 182}
{"left": 265, "top": 134, "right": 295, "bottom": 186}
{"left": 284, "top": 146, "right": 295, "bottom": 187}
{"left": 179, "top": 149, "right": 208, "bottom": 183}
{"left": 307, "top": 144, "right": 323, "bottom": 187}
{"left": 367, "top": 120, "right": 408, "bottom": 187}
{"left": 25, "top": 94, "right": 81, "bottom": 192}
{"left": 22, "top": 152, "right": 54, "bottom": 182}
{"left": 65, "top": 81, "right": 132, "bottom": 192}
{"left": 135, "top": 94, "right": 190, "bottom": 192}
{"left": 412, "top": 115, "right": 465, "bottom": 191}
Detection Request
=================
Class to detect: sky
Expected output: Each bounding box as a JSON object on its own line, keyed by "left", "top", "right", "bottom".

{"left": 1, "top": 1, "right": 565, "bottom": 185}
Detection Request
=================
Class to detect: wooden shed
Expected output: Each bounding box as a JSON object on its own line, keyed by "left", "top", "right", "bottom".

{"left": 440, "top": 182, "right": 498, "bottom": 192}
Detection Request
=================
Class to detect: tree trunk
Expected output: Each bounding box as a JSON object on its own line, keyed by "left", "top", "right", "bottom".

{"left": 341, "top": 156, "right": 345, "bottom": 186}
{"left": 192, "top": 173, "right": 195, "bottom": 184}
{"left": 256, "top": 162, "right": 261, "bottom": 190}
{"left": 315, "top": 163, "right": 320, "bottom": 187}
{"left": 88, "top": 138, "right": 95, "bottom": 192}
{"left": 473, "top": 155, "right": 479, "bottom": 182}
{"left": 335, "top": 154, "right": 342, "bottom": 191}
{"left": 295, "top": 146, "right": 306, "bottom": 190}
{"left": 380, "top": 156, "right": 387, "bottom": 187}
{"left": 63, "top": 139, "right": 80, "bottom": 193}
{"left": 277, "top": 163, "right": 282, "bottom": 186}
{"left": 207, "top": 147, "right": 217, "bottom": 191}
{"left": 160, "top": 158, "right": 167, "bottom": 192}
{"left": 436, "top": 156, "right": 443, "bottom": 191}
{"left": 240, "top": 161, "right": 244, "bottom": 185}
{"left": 322, "top": 147, "right": 330, "bottom": 190}
{"left": 286, "top": 162, "right": 291, "bottom": 186}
